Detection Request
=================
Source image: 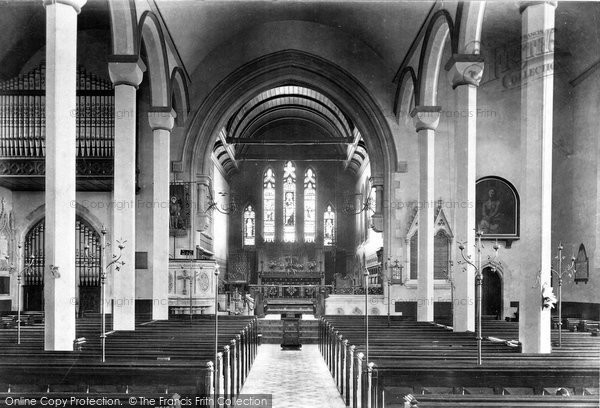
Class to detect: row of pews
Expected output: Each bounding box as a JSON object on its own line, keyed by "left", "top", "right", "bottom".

{"left": 319, "top": 316, "right": 600, "bottom": 408}
{"left": 0, "top": 314, "right": 258, "bottom": 406}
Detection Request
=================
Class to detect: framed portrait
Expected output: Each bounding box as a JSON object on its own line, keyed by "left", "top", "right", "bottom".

{"left": 476, "top": 176, "right": 520, "bottom": 241}
{"left": 169, "top": 183, "right": 191, "bottom": 237}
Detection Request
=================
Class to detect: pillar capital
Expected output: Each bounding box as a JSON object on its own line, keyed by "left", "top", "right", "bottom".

{"left": 108, "top": 60, "right": 146, "bottom": 88}
{"left": 410, "top": 106, "right": 441, "bottom": 132}
{"left": 43, "top": 0, "right": 87, "bottom": 13}
{"left": 369, "top": 176, "right": 384, "bottom": 187}
{"left": 148, "top": 109, "right": 176, "bottom": 132}
{"left": 445, "top": 54, "right": 485, "bottom": 89}
{"left": 195, "top": 174, "right": 212, "bottom": 186}
{"left": 519, "top": 1, "right": 557, "bottom": 13}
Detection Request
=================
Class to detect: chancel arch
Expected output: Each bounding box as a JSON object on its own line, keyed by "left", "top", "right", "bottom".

{"left": 184, "top": 50, "right": 395, "bottom": 196}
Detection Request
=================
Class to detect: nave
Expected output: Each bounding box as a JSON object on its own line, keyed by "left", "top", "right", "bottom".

{"left": 0, "top": 0, "right": 599, "bottom": 407}
{"left": 0, "top": 313, "right": 598, "bottom": 407}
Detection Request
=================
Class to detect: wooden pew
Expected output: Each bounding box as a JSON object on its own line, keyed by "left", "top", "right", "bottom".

{"left": 0, "top": 315, "right": 259, "bottom": 406}
{"left": 319, "top": 316, "right": 600, "bottom": 408}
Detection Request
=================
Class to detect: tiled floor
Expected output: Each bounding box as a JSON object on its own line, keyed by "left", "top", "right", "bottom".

{"left": 240, "top": 344, "right": 346, "bottom": 408}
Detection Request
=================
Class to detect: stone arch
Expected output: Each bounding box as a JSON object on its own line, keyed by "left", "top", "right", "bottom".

{"left": 417, "top": 10, "right": 456, "bottom": 106}
{"left": 455, "top": 2, "right": 487, "bottom": 54}
{"left": 107, "top": 0, "right": 138, "bottom": 56}
{"left": 393, "top": 66, "right": 417, "bottom": 123}
{"left": 170, "top": 67, "right": 190, "bottom": 126}
{"left": 137, "top": 11, "right": 171, "bottom": 109}
{"left": 19, "top": 203, "right": 105, "bottom": 244}
{"left": 481, "top": 261, "right": 505, "bottom": 318}
{"left": 182, "top": 50, "right": 395, "bottom": 185}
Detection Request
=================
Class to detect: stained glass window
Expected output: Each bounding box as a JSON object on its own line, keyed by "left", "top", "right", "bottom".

{"left": 263, "top": 168, "right": 275, "bottom": 242}
{"left": 304, "top": 168, "right": 316, "bottom": 242}
{"left": 283, "top": 161, "right": 296, "bottom": 242}
{"left": 324, "top": 205, "right": 335, "bottom": 246}
{"left": 243, "top": 204, "right": 255, "bottom": 246}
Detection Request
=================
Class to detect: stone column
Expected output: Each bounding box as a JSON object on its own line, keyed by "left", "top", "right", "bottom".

{"left": 410, "top": 106, "right": 441, "bottom": 322}
{"left": 108, "top": 60, "right": 144, "bottom": 330}
{"left": 148, "top": 109, "right": 175, "bottom": 320}
{"left": 43, "top": 0, "right": 86, "bottom": 351}
{"left": 519, "top": 0, "right": 556, "bottom": 353}
{"left": 446, "top": 55, "right": 484, "bottom": 332}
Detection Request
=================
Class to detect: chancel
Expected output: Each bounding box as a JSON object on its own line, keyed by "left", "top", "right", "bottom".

{"left": 0, "top": 0, "right": 598, "bottom": 407}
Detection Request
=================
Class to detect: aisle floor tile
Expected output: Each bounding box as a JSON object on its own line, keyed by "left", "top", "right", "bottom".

{"left": 240, "top": 345, "right": 346, "bottom": 408}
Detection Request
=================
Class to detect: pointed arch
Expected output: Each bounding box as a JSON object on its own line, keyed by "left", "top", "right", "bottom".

{"left": 170, "top": 67, "right": 190, "bottom": 126}
{"left": 21, "top": 214, "right": 103, "bottom": 311}
{"left": 304, "top": 167, "right": 317, "bottom": 243}
{"left": 324, "top": 203, "right": 336, "bottom": 246}
{"left": 393, "top": 66, "right": 418, "bottom": 121}
{"left": 243, "top": 203, "right": 256, "bottom": 246}
{"left": 263, "top": 167, "right": 276, "bottom": 243}
{"left": 455, "top": 2, "right": 486, "bottom": 54}
{"left": 283, "top": 161, "right": 297, "bottom": 243}
{"left": 417, "top": 10, "right": 456, "bottom": 106}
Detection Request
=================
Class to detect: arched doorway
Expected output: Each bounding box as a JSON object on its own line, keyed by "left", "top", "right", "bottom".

{"left": 481, "top": 267, "right": 502, "bottom": 318}
{"left": 23, "top": 217, "right": 102, "bottom": 313}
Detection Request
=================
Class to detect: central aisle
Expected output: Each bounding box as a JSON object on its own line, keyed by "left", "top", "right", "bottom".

{"left": 240, "top": 344, "right": 346, "bottom": 408}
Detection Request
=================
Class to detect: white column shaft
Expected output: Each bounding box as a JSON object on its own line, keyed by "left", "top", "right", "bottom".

{"left": 453, "top": 84, "right": 477, "bottom": 332}
{"left": 152, "top": 128, "right": 170, "bottom": 320}
{"left": 417, "top": 128, "right": 435, "bottom": 322}
{"left": 519, "top": 2, "right": 555, "bottom": 353}
{"left": 44, "top": 0, "right": 80, "bottom": 351}
{"left": 112, "top": 84, "right": 137, "bottom": 330}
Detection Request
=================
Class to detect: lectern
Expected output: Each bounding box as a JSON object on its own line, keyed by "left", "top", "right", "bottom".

{"left": 281, "top": 315, "right": 301, "bottom": 350}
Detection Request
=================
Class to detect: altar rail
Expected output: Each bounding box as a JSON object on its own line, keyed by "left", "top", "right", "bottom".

{"left": 249, "top": 284, "right": 332, "bottom": 299}
{"left": 333, "top": 286, "right": 384, "bottom": 295}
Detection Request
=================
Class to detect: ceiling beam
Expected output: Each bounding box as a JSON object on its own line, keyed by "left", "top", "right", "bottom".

{"left": 344, "top": 128, "right": 362, "bottom": 170}
{"left": 225, "top": 137, "right": 354, "bottom": 145}
{"left": 218, "top": 129, "right": 238, "bottom": 170}
{"left": 239, "top": 156, "right": 347, "bottom": 162}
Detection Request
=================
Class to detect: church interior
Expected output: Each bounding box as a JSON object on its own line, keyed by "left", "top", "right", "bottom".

{"left": 0, "top": 0, "right": 598, "bottom": 407}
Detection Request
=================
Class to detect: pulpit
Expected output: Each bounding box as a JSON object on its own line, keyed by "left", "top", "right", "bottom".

{"left": 168, "top": 259, "right": 218, "bottom": 315}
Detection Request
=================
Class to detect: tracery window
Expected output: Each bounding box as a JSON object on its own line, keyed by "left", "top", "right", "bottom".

{"left": 434, "top": 231, "right": 450, "bottom": 279}
{"left": 283, "top": 161, "right": 296, "bottom": 242}
{"left": 324, "top": 205, "right": 335, "bottom": 246}
{"left": 304, "top": 168, "right": 316, "bottom": 242}
{"left": 243, "top": 204, "right": 255, "bottom": 246}
{"left": 263, "top": 168, "right": 275, "bottom": 242}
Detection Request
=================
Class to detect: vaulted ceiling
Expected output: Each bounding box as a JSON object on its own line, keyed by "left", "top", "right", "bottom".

{"left": 212, "top": 85, "right": 369, "bottom": 175}
{"left": 154, "top": 0, "right": 436, "bottom": 76}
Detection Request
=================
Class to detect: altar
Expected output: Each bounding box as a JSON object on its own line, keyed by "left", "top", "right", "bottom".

{"left": 250, "top": 244, "right": 330, "bottom": 316}
{"left": 168, "top": 259, "right": 219, "bottom": 315}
